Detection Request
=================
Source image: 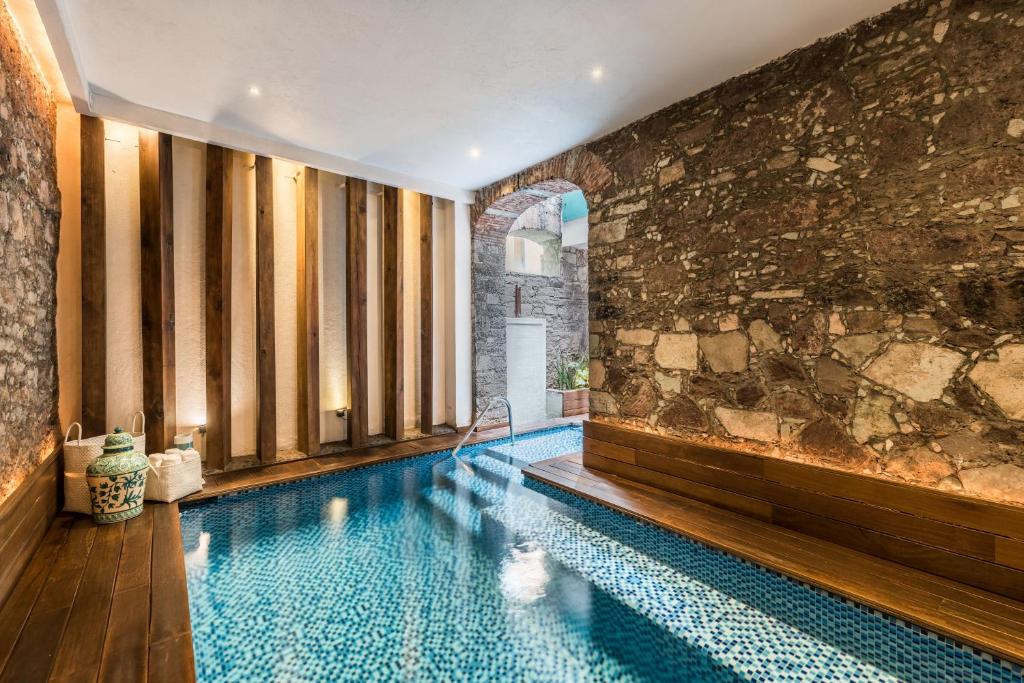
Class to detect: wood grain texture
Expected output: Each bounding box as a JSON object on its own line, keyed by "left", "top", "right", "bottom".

{"left": 204, "top": 145, "right": 232, "bottom": 470}
{"left": 381, "top": 185, "right": 403, "bottom": 439}
{"left": 346, "top": 178, "right": 369, "bottom": 448}
{"left": 255, "top": 155, "right": 277, "bottom": 464}
{"left": 139, "top": 130, "right": 177, "bottom": 452}
{"left": 80, "top": 115, "right": 106, "bottom": 436}
{"left": 149, "top": 504, "right": 195, "bottom": 683}
{"left": 49, "top": 521, "right": 125, "bottom": 681}
{"left": 0, "top": 447, "right": 61, "bottom": 630}
{"left": 297, "top": 167, "right": 320, "bottom": 455}
{"left": 524, "top": 452, "right": 1024, "bottom": 668}
{"left": 419, "top": 193, "right": 433, "bottom": 434}
{"left": 581, "top": 420, "right": 1024, "bottom": 601}
{"left": 0, "top": 516, "right": 96, "bottom": 683}
{"left": 99, "top": 508, "right": 153, "bottom": 683}
{"left": 0, "top": 506, "right": 196, "bottom": 683}
{"left": 0, "top": 516, "right": 70, "bottom": 673}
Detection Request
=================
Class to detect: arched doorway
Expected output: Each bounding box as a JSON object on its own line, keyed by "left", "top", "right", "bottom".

{"left": 471, "top": 179, "right": 589, "bottom": 425}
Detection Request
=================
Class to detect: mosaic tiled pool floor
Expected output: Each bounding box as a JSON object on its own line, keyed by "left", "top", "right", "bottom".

{"left": 180, "top": 426, "right": 1024, "bottom": 682}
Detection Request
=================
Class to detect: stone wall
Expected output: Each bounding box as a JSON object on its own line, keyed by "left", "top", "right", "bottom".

{"left": 0, "top": 5, "right": 60, "bottom": 503}
{"left": 473, "top": 0, "right": 1024, "bottom": 504}
{"left": 472, "top": 178, "right": 582, "bottom": 417}
{"left": 505, "top": 197, "right": 589, "bottom": 388}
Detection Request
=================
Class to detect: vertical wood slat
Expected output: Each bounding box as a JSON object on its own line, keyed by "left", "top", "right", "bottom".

{"left": 382, "top": 186, "right": 403, "bottom": 440}
{"left": 419, "top": 193, "right": 433, "bottom": 434}
{"left": 297, "top": 168, "right": 320, "bottom": 456}
{"left": 345, "top": 178, "right": 369, "bottom": 448}
{"left": 204, "top": 145, "right": 232, "bottom": 470}
{"left": 81, "top": 115, "right": 106, "bottom": 436}
{"left": 255, "top": 155, "right": 277, "bottom": 463}
{"left": 139, "top": 131, "right": 176, "bottom": 452}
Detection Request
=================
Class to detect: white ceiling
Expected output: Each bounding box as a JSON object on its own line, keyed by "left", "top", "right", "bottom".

{"left": 43, "top": 0, "right": 900, "bottom": 197}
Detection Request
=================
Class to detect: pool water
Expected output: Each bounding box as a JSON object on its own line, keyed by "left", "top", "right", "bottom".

{"left": 180, "top": 426, "right": 1023, "bottom": 682}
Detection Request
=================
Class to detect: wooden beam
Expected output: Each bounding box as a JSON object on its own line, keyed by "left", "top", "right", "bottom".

{"left": 80, "top": 115, "right": 106, "bottom": 436}
{"left": 419, "top": 193, "right": 433, "bottom": 434}
{"left": 381, "top": 186, "right": 403, "bottom": 440}
{"left": 255, "top": 155, "right": 277, "bottom": 464}
{"left": 345, "top": 178, "right": 368, "bottom": 448}
{"left": 204, "top": 145, "right": 232, "bottom": 470}
{"left": 297, "top": 167, "right": 320, "bottom": 456}
{"left": 139, "top": 131, "right": 176, "bottom": 452}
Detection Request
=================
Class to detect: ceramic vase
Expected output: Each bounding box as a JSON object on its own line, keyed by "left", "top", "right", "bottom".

{"left": 86, "top": 426, "right": 149, "bottom": 524}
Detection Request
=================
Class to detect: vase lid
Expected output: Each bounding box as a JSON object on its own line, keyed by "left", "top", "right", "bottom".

{"left": 102, "top": 427, "right": 135, "bottom": 454}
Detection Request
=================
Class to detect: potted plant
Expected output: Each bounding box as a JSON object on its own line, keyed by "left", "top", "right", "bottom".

{"left": 547, "top": 351, "right": 590, "bottom": 417}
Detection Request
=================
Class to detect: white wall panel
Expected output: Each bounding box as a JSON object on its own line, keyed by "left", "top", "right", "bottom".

{"left": 402, "top": 190, "right": 418, "bottom": 431}
{"left": 103, "top": 121, "right": 143, "bottom": 433}
{"left": 172, "top": 138, "right": 206, "bottom": 436}
{"left": 230, "top": 152, "right": 257, "bottom": 456}
{"left": 319, "top": 172, "right": 347, "bottom": 443}
{"left": 366, "top": 182, "right": 382, "bottom": 436}
{"left": 272, "top": 160, "right": 300, "bottom": 452}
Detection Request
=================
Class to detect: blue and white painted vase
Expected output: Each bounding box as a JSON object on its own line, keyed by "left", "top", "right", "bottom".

{"left": 86, "top": 427, "right": 149, "bottom": 524}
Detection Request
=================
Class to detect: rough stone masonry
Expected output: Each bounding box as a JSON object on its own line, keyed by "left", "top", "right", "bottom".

{"left": 473, "top": 0, "right": 1024, "bottom": 504}
{"left": 502, "top": 196, "right": 588, "bottom": 389}
{"left": 0, "top": 5, "right": 60, "bottom": 503}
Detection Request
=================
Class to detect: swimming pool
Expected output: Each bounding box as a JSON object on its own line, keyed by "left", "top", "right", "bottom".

{"left": 180, "top": 426, "right": 1023, "bottom": 682}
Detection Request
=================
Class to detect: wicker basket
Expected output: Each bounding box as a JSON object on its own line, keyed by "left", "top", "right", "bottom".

{"left": 63, "top": 413, "right": 147, "bottom": 514}
{"left": 145, "top": 453, "right": 203, "bottom": 502}
{"left": 63, "top": 471, "right": 93, "bottom": 514}
{"left": 63, "top": 413, "right": 147, "bottom": 473}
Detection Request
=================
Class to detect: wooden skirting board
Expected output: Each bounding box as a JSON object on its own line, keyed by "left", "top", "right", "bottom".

{"left": 579, "top": 419, "right": 1024, "bottom": 601}
{"left": 0, "top": 447, "right": 61, "bottom": 610}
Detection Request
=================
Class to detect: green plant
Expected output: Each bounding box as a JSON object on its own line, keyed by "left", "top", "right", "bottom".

{"left": 573, "top": 350, "right": 589, "bottom": 387}
{"left": 554, "top": 351, "right": 589, "bottom": 390}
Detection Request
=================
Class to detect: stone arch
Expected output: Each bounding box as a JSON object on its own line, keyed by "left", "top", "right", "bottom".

{"left": 470, "top": 147, "right": 611, "bottom": 420}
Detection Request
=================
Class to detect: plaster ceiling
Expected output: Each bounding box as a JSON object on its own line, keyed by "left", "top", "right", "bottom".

{"left": 44, "top": 0, "right": 901, "bottom": 198}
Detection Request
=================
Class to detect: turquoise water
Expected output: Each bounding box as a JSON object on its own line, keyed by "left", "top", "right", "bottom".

{"left": 180, "top": 426, "right": 1022, "bottom": 682}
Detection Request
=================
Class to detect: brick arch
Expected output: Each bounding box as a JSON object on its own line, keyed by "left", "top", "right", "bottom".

{"left": 470, "top": 147, "right": 611, "bottom": 421}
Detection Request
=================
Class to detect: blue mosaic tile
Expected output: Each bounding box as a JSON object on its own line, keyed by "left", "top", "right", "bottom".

{"left": 180, "top": 425, "right": 1024, "bottom": 682}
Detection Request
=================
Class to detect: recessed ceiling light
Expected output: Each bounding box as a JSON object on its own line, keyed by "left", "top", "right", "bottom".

{"left": 468, "top": 146, "right": 481, "bottom": 159}
{"left": 248, "top": 85, "right": 261, "bottom": 96}
{"left": 590, "top": 66, "right": 604, "bottom": 82}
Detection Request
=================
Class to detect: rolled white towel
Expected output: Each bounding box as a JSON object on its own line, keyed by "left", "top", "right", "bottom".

{"left": 180, "top": 449, "right": 200, "bottom": 464}
{"left": 149, "top": 453, "right": 166, "bottom": 467}
{"left": 161, "top": 452, "right": 183, "bottom": 465}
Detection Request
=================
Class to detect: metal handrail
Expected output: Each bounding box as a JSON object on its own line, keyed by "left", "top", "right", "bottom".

{"left": 451, "top": 397, "right": 515, "bottom": 469}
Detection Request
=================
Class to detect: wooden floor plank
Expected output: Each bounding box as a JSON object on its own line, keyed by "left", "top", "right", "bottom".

{"left": 49, "top": 521, "right": 126, "bottom": 682}
{"left": 149, "top": 504, "right": 195, "bottom": 683}
{"left": 99, "top": 508, "right": 155, "bottom": 683}
{"left": 0, "top": 517, "right": 72, "bottom": 672}
{"left": 524, "top": 453, "right": 1024, "bottom": 666}
{"left": 1, "top": 517, "right": 97, "bottom": 683}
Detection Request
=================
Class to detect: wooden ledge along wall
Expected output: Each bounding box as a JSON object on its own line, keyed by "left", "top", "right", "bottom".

{"left": 582, "top": 420, "right": 1024, "bottom": 601}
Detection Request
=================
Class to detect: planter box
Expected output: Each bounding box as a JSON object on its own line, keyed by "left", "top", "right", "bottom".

{"left": 546, "top": 388, "right": 589, "bottom": 418}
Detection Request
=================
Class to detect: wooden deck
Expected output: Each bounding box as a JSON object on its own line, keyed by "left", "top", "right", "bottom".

{"left": 0, "top": 504, "right": 191, "bottom": 683}
{"left": 523, "top": 452, "right": 1024, "bottom": 667}
{"left": 0, "top": 417, "right": 580, "bottom": 682}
